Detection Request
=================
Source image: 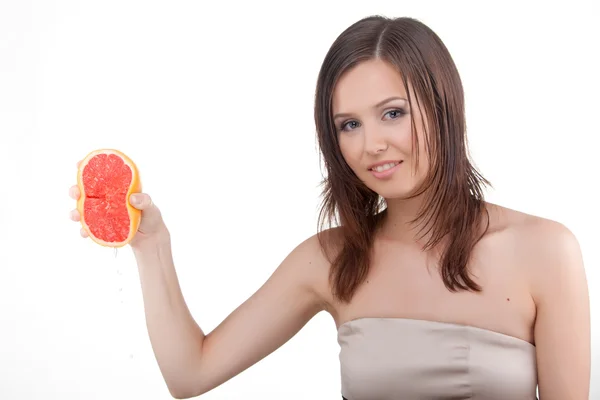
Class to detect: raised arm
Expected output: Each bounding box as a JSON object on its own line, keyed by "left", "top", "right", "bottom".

{"left": 131, "top": 212, "right": 331, "bottom": 398}
{"left": 70, "top": 160, "right": 334, "bottom": 398}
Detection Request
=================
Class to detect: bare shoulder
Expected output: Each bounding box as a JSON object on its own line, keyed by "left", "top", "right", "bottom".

{"left": 285, "top": 227, "right": 340, "bottom": 275}
{"left": 487, "top": 203, "right": 590, "bottom": 398}
{"left": 482, "top": 203, "right": 587, "bottom": 305}
{"left": 279, "top": 227, "right": 340, "bottom": 307}
{"left": 491, "top": 205, "right": 584, "bottom": 281}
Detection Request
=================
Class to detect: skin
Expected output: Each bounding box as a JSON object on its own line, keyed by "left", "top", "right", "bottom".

{"left": 69, "top": 58, "right": 590, "bottom": 399}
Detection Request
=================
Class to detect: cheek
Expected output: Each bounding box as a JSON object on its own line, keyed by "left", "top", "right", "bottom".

{"left": 385, "top": 128, "right": 414, "bottom": 162}
{"left": 394, "top": 132, "right": 414, "bottom": 154}
{"left": 338, "top": 137, "right": 361, "bottom": 167}
{"left": 411, "top": 148, "right": 430, "bottom": 181}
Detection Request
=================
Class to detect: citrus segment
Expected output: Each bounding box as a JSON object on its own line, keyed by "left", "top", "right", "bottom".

{"left": 76, "top": 149, "right": 141, "bottom": 247}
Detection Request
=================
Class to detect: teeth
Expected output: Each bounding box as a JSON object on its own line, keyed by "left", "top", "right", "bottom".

{"left": 373, "top": 162, "right": 399, "bottom": 172}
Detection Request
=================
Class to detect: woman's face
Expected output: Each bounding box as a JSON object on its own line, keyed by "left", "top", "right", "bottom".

{"left": 332, "top": 58, "right": 430, "bottom": 200}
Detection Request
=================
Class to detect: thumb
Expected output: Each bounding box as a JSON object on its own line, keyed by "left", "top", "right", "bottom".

{"left": 129, "top": 193, "right": 153, "bottom": 210}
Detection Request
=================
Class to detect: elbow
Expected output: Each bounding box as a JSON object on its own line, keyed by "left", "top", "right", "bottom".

{"left": 168, "top": 384, "right": 205, "bottom": 399}
{"left": 161, "top": 353, "right": 208, "bottom": 398}
{"left": 169, "top": 390, "right": 190, "bottom": 399}
{"left": 169, "top": 391, "right": 196, "bottom": 399}
{"left": 165, "top": 374, "right": 207, "bottom": 399}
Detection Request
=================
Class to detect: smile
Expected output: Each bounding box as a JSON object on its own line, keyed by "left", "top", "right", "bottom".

{"left": 368, "top": 160, "right": 403, "bottom": 179}
{"left": 370, "top": 162, "right": 401, "bottom": 172}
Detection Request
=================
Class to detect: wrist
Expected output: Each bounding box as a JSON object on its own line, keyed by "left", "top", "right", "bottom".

{"left": 131, "top": 226, "right": 172, "bottom": 254}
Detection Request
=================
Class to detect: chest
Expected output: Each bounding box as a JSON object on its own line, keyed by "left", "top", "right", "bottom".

{"left": 333, "top": 238, "right": 536, "bottom": 343}
{"left": 338, "top": 318, "right": 538, "bottom": 400}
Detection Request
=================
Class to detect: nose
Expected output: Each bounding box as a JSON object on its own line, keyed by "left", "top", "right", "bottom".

{"left": 363, "top": 125, "right": 388, "bottom": 155}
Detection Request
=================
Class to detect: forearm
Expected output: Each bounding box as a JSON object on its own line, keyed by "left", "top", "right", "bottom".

{"left": 132, "top": 229, "right": 204, "bottom": 395}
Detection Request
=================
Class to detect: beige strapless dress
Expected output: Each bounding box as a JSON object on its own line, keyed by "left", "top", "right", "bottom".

{"left": 338, "top": 317, "right": 537, "bottom": 400}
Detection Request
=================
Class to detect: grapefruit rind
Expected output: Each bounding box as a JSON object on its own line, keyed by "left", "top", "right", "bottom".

{"left": 76, "top": 149, "right": 142, "bottom": 248}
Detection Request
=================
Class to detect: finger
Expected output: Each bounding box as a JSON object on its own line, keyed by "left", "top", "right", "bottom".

{"left": 80, "top": 228, "right": 89, "bottom": 238}
{"left": 129, "top": 193, "right": 153, "bottom": 210}
{"left": 69, "top": 209, "right": 80, "bottom": 222}
{"left": 69, "top": 185, "right": 80, "bottom": 200}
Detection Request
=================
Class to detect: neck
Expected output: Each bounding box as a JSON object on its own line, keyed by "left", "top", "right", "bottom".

{"left": 378, "top": 192, "right": 430, "bottom": 244}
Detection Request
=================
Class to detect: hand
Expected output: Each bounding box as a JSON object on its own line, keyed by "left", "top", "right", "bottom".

{"left": 68, "top": 160, "right": 169, "bottom": 247}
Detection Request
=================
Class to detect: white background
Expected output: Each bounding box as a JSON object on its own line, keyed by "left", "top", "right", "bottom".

{"left": 1, "top": 0, "right": 599, "bottom": 398}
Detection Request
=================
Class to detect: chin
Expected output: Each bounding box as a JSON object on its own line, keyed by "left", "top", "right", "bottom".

{"left": 379, "top": 191, "right": 415, "bottom": 202}
{"left": 365, "top": 182, "right": 416, "bottom": 201}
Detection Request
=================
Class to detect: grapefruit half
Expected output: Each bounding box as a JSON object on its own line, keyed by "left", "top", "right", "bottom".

{"left": 77, "top": 149, "right": 142, "bottom": 247}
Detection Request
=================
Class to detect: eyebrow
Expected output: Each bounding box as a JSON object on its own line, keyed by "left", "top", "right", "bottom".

{"left": 333, "top": 96, "right": 408, "bottom": 120}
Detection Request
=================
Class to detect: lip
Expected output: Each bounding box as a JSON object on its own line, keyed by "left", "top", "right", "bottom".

{"left": 368, "top": 160, "right": 403, "bottom": 179}
{"left": 367, "top": 160, "right": 402, "bottom": 170}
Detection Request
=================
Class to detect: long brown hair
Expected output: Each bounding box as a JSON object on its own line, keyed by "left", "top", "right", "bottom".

{"left": 314, "top": 15, "right": 491, "bottom": 303}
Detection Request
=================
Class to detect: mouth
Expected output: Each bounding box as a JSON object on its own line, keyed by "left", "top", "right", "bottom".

{"left": 368, "top": 160, "right": 403, "bottom": 172}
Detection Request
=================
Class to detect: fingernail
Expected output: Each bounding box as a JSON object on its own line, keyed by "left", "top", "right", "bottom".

{"left": 130, "top": 195, "right": 140, "bottom": 205}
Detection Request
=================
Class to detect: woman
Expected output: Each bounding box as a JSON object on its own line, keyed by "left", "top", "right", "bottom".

{"left": 68, "top": 15, "right": 590, "bottom": 399}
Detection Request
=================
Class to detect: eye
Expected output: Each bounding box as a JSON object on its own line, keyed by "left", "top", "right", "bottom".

{"left": 383, "top": 108, "right": 406, "bottom": 120}
{"left": 340, "top": 120, "right": 360, "bottom": 132}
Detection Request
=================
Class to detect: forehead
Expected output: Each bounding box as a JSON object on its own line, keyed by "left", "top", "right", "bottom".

{"left": 332, "top": 58, "right": 409, "bottom": 112}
